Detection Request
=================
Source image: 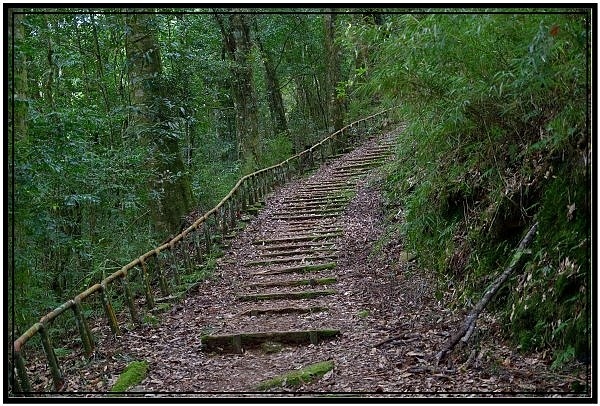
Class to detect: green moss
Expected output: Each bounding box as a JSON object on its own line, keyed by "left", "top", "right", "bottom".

{"left": 110, "top": 360, "right": 149, "bottom": 392}
{"left": 255, "top": 360, "right": 333, "bottom": 391}
{"left": 143, "top": 314, "right": 159, "bottom": 327}
{"left": 52, "top": 347, "right": 71, "bottom": 358}
{"left": 357, "top": 309, "right": 370, "bottom": 318}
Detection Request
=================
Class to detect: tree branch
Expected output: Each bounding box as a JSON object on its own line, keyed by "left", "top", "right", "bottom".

{"left": 435, "top": 222, "right": 539, "bottom": 364}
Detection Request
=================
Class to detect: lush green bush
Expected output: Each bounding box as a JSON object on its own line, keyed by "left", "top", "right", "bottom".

{"left": 355, "top": 11, "right": 590, "bottom": 364}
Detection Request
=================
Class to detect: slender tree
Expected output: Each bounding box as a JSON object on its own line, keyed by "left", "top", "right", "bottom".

{"left": 253, "top": 17, "right": 287, "bottom": 136}
{"left": 324, "top": 9, "right": 344, "bottom": 131}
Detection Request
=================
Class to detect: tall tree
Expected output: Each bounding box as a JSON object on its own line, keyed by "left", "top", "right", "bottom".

{"left": 324, "top": 9, "right": 344, "bottom": 131}
{"left": 10, "top": 9, "right": 29, "bottom": 141}
{"left": 214, "top": 11, "right": 261, "bottom": 170}
{"left": 125, "top": 12, "right": 193, "bottom": 234}
{"left": 253, "top": 16, "right": 287, "bottom": 136}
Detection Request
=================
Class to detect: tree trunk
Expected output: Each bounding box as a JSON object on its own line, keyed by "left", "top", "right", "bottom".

{"left": 11, "top": 9, "right": 29, "bottom": 141}
{"left": 90, "top": 14, "right": 116, "bottom": 145}
{"left": 255, "top": 31, "right": 287, "bottom": 136}
{"left": 125, "top": 12, "right": 193, "bottom": 235}
{"left": 214, "top": 12, "right": 261, "bottom": 170}
{"left": 324, "top": 10, "right": 344, "bottom": 132}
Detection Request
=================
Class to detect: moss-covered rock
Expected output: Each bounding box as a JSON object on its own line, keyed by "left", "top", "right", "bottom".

{"left": 255, "top": 360, "right": 334, "bottom": 390}
{"left": 110, "top": 360, "right": 149, "bottom": 392}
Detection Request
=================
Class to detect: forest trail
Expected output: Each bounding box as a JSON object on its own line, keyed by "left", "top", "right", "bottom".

{"left": 126, "top": 127, "right": 402, "bottom": 393}
{"left": 47, "top": 126, "right": 586, "bottom": 395}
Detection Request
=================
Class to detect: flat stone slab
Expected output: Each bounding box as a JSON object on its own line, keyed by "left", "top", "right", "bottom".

{"left": 252, "top": 262, "right": 336, "bottom": 276}
{"left": 245, "top": 277, "right": 337, "bottom": 289}
{"left": 237, "top": 306, "right": 328, "bottom": 317}
{"left": 246, "top": 254, "right": 337, "bottom": 267}
{"left": 237, "top": 289, "right": 336, "bottom": 302}
{"left": 201, "top": 329, "right": 341, "bottom": 353}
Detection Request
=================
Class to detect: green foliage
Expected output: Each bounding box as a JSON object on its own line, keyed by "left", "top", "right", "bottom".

{"left": 365, "top": 11, "right": 590, "bottom": 364}
{"left": 255, "top": 360, "right": 333, "bottom": 390}
{"left": 110, "top": 360, "right": 149, "bottom": 392}
{"left": 259, "top": 133, "right": 294, "bottom": 168}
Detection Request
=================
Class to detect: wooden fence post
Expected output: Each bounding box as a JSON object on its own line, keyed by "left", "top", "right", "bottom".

{"left": 100, "top": 284, "right": 120, "bottom": 336}
{"left": 120, "top": 276, "right": 140, "bottom": 326}
{"left": 193, "top": 227, "right": 204, "bottom": 262}
{"left": 154, "top": 253, "right": 170, "bottom": 297}
{"left": 14, "top": 349, "right": 31, "bottom": 393}
{"left": 72, "top": 299, "right": 94, "bottom": 355}
{"left": 38, "top": 324, "right": 63, "bottom": 390}
{"left": 204, "top": 221, "right": 212, "bottom": 255}
{"left": 139, "top": 259, "right": 155, "bottom": 310}
{"left": 178, "top": 243, "right": 191, "bottom": 281}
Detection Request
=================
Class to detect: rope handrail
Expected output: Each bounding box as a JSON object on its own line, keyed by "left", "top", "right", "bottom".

{"left": 11, "top": 107, "right": 395, "bottom": 393}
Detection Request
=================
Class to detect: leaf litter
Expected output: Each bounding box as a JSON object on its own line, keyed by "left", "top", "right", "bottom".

{"left": 21, "top": 128, "right": 591, "bottom": 398}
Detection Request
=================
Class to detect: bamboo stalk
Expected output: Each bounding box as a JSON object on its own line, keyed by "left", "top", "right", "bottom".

{"left": 120, "top": 276, "right": 140, "bottom": 326}
{"left": 221, "top": 207, "right": 228, "bottom": 241}
{"left": 72, "top": 299, "right": 94, "bottom": 355}
{"left": 204, "top": 221, "right": 212, "bottom": 254}
{"left": 100, "top": 284, "right": 120, "bottom": 336}
{"left": 228, "top": 199, "right": 236, "bottom": 230}
{"left": 179, "top": 243, "right": 192, "bottom": 279}
{"left": 39, "top": 324, "right": 63, "bottom": 390}
{"left": 139, "top": 260, "right": 155, "bottom": 310}
{"left": 14, "top": 349, "right": 31, "bottom": 393}
{"left": 193, "top": 228, "right": 204, "bottom": 262}
{"left": 155, "top": 253, "right": 170, "bottom": 297}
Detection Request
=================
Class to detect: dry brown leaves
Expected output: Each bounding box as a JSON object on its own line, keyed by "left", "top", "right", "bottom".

{"left": 18, "top": 128, "right": 591, "bottom": 399}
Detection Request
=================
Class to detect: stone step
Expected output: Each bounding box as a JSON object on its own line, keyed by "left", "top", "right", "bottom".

{"left": 257, "top": 241, "right": 336, "bottom": 252}
{"left": 244, "top": 277, "right": 337, "bottom": 289}
{"left": 200, "top": 329, "right": 340, "bottom": 354}
{"left": 253, "top": 232, "right": 342, "bottom": 245}
{"left": 237, "top": 289, "right": 336, "bottom": 302}
{"left": 272, "top": 213, "right": 340, "bottom": 221}
{"left": 252, "top": 262, "right": 336, "bottom": 276}
{"left": 237, "top": 306, "right": 328, "bottom": 317}
{"left": 246, "top": 254, "right": 338, "bottom": 267}
{"left": 257, "top": 247, "right": 335, "bottom": 258}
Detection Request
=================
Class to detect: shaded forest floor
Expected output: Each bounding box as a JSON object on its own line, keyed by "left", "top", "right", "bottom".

{"left": 25, "top": 127, "right": 590, "bottom": 398}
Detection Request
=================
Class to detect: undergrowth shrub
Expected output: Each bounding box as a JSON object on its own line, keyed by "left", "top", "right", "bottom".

{"left": 355, "top": 10, "right": 591, "bottom": 365}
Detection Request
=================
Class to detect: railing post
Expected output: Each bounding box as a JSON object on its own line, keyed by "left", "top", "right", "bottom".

{"left": 193, "top": 227, "right": 204, "bottom": 262}
{"left": 258, "top": 173, "right": 265, "bottom": 200}
{"left": 38, "top": 324, "right": 63, "bottom": 390}
{"left": 155, "top": 253, "right": 170, "bottom": 297}
{"left": 171, "top": 244, "right": 185, "bottom": 283}
{"left": 204, "top": 221, "right": 212, "bottom": 255}
{"left": 139, "top": 259, "right": 155, "bottom": 310}
{"left": 220, "top": 207, "right": 228, "bottom": 241}
{"left": 229, "top": 199, "right": 236, "bottom": 230}
{"left": 252, "top": 175, "right": 259, "bottom": 205}
{"left": 14, "top": 350, "right": 31, "bottom": 393}
{"left": 120, "top": 276, "right": 140, "bottom": 326}
{"left": 285, "top": 162, "right": 292, "bottom": 181}
{"left": 240, "top": 181, "right": 248, "bottom": 211}
{"left": 72, "top": 299, "right": 94, "bottom": 356}
{"left": 100, "top": 284, "right": 120, "bottom": 336}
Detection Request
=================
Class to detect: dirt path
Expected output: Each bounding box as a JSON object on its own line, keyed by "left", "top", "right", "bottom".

{"left": 31, "top": 126, "right": 590, "bottom": 398}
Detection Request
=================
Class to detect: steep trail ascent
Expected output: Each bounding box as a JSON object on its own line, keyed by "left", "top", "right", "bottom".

{"left": 46, "top": 125, "right": 588, "bottom": 395}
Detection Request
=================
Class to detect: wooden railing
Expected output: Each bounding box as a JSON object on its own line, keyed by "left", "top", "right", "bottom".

{"left": 11, "top": 108, "right": 394, "bottom": 393}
